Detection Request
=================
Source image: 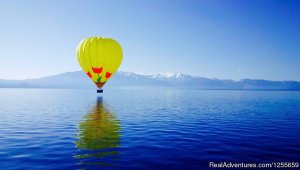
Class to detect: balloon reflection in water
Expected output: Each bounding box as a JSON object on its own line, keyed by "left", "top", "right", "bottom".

{"left": 75, "top": 97, "right": 121, "bottom": 167}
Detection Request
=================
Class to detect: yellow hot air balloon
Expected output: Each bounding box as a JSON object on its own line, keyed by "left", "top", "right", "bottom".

{"left": 76, "top": 37, "right": 123, "bottom": 93}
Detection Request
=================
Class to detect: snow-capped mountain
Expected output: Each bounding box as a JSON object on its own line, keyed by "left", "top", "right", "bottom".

{"left": 0, "top": 71, "right": 300, "bottom": 90}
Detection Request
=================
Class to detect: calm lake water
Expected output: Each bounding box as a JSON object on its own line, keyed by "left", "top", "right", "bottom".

{"left": 0, "top": 88, "right": 299, "bottom": 169}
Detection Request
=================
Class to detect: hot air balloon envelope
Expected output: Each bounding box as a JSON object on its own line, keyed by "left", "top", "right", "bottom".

{"left": 76, "top": 37, "right": 123, "bottom": 91}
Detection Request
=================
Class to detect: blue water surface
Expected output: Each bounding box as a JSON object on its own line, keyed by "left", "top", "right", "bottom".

{"left": 0, "top": 88, "right": 299, "bottom": 169}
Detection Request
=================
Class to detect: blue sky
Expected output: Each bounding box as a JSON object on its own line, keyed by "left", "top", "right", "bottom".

{"left": 0, "top": 0, "right": 299, "bottom": 80}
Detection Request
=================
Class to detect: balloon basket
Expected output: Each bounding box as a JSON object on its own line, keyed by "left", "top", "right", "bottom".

{"left": 97, "top": 89, "right": 103, "bottom": 93}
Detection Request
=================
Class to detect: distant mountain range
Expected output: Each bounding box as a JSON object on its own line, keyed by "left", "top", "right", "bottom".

{"left": 0, "top": 71, "right": 300, "bottom": 90}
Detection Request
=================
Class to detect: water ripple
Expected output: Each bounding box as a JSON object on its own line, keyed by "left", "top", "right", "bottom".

{"left": 0, "top": 89, "right": 299, "bottom": 169}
